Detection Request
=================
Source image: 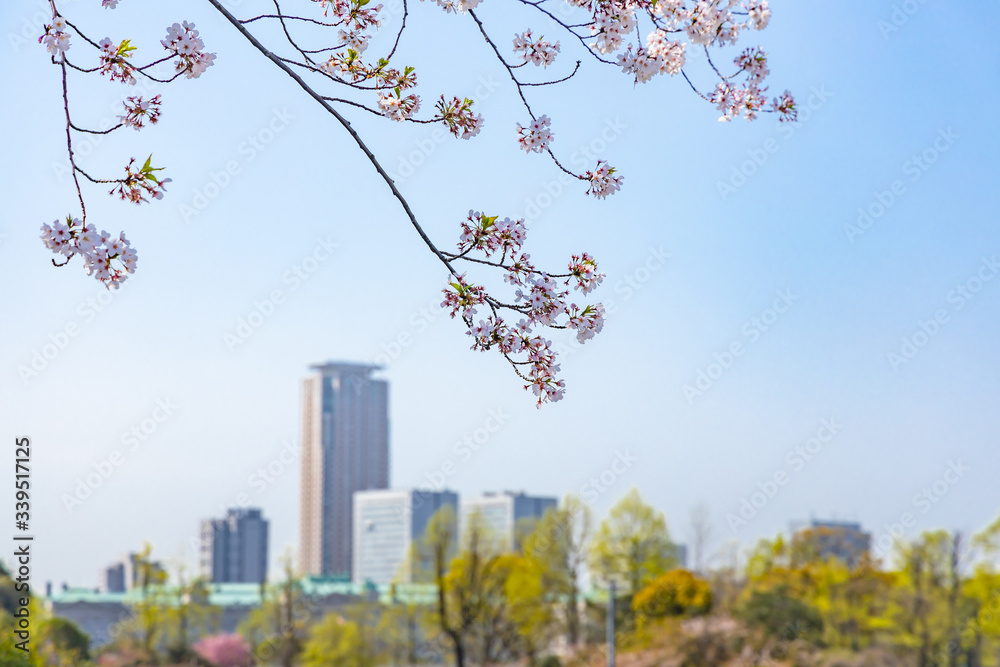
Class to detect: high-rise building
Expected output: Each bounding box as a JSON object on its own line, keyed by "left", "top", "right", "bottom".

{"left": 352, "top": 489, "right": 459, "bottom": 585}
{"left": 460, "top": 491, "right": 558, "bottom": 552}
{"left": 99, "top": 562, "right": 125, "bottom": 593}
{"left": 100, "top": 553, "right": 166, "bottom": 593}
{"left": 200, "top": 508, "right": 269, "bottom": 584}
{"left": 300, "top": 362, "right": 390, "bottom": 578}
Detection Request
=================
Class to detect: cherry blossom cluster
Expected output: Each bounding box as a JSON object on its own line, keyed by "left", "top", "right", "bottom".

{"left": 516, "top": 115, "right": 554, "bottom": 153}
{"left": 338, "top": 29, "right": 370, "bottom": 54}
{"left": 770, "top": 89, "right": 797, "bottom": 122}
{"left": 39, "top": 17, "right": 70, "bottom": 55}
{"left": 377, "top": 90, "right": 421, "bottom": 121}
{"left": 584, "top": 161, "right": 622, "bottom": 199}
{"left": 685, "top": 0, "right": 742, "bottom": 47}
{"left": 101, "top": 0, "right": 120, "bottom": 8}
{"left": 512, "top": 30, "right": 561, "bottom": 68}
{"left": 747, "top": 0, "right": 772, "bottom": 30}
{"left": 441, "top": 211, "right": 606, "bottom": 405}
{"left": 566, "top": 303, "right": 606, "bottom": 342}
{"left": 590, "top": 6, "right": 638, "bottom": 55}
{"left": 98, "top": 38, "right": 137, "bottom": 85}
{"left": 735, "top": 46, "right": 769, "bottom": 84}
{"left": 110, "top": 156, "right": 171, "bottom": 204}
{"left": 119, "top": 95, "right": 162, "bottom": 130}
{"left": 40, "top": 217, "right": 137, "bottom": 289}
{"left": 161, "top": 22, "right": 216, "bottom": 79}
{"left": 567, "top": 252, "right": 604, "bottom": 294}
{"left": 712, "top": 80, "right": 766, "bottom": 121}
{"left": 557, "top": 0, "right": 789, "bottom": 125}
{"left": 617, "top": 32, "right": 686, "bottom": 84}
{"left": 435, "top": 96, "right": 484, "bottom": 139}
{"left": 458, "top": 211, "right": 527, "bottom": 256}
{"left": 314, "top": 0, "right": 384, "bottom": 32}
{"left": 441, "top": 274, "right": 487, "bottom": 320}
{"left": 420, "top": 0, "right": 483, "bottom": 15}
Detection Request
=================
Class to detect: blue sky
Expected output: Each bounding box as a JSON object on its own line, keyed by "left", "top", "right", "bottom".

{"left": 1, "top": 0, "right": 998, "bottom": 587}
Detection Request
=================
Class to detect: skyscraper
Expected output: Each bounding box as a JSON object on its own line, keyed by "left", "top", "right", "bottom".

{"left": 300, "top": 362, "right": 390, "bottom": 577}
{"left": 352, "top": 488, "right": 458, "bottom": 585}
{"left": 200, "top": 508, "right": 269, "bottom": 584}
{"left": 460, "top": 491, "right": 558, "bottom": 552}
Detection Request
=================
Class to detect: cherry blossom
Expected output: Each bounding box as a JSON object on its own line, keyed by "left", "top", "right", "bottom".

{"left": 377, "top": 91, "right": 421, "bottom": 121}
{"left": 314, "top": 0, "right": 383, "bottom": 31}
{"left": 746, "top": 0, "right": 772, "bottom": 30}
{"left": 516, "top": 115, "right": 554, "bottom": 153}
{"left": 584, "top": 161, "right": 622, "bottom": 199}
{"left": 771, "top": 89, "right": 797, "bottom": 122}
{"left": 441, "top": 210, "right": 606, "bottom": 406}
{"left": 110, "top": 156, "right": 171, "bottom": 204}
{"left": 119, "top": 95, "right": 162, "bottom": 130}
{"left": 512, "top": 30, "right": 561, "bottom": 68}
{"left": 338, "top": 29, "right": 370, "bottom": 54}
{"left": 568, "top": 252, "right": 605, "bottom": 294}
{"left": 441, "top": 274, "right": 487, "bottom": 320}
{"left": 421, "top": 0, "right": 483, "bottom": 15}
{"left": 735, "top": 47, "right": 769, "bottom": 84}
{"left": 37, "top": 0, "right": 795, "bottom": 404}
{"left": 436, "top": 96, "right": 484, "bottom": 139}
{"left": 161, "top": 22, "right": 216, "bottom": 79}
{"left": 98, "top": 38, "right": 137, "bottom": 85}
{"left": 40, "top": 217, "right": 137, "bottom": 289}
{"left": 39, "top": 17, "right": 70, "bottom": 55}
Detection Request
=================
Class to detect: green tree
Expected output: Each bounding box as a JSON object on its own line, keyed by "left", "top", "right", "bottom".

{"left": 162, "top": 573, "right": 218, "bottom": 663}
{"left": 301, "top": 612, "right": 366, "bottom": 667}
{"left": 423, "top": 504, "right": 472, "bottom": 667}
{"left": 377, "top": 596, "right": 429, "bottom": 667}
{"left": 240, "top": 557, "right": 310, "bottom": 667}
{"left": 522, "top": 495, "right": 592, "bottom": 646}
{"left": 632, "top": 569, "right": 712, "bottom": 621}
{"left": 121, "top": 543, "right": 169, "bottom": 662}
{"left": 739, "top": 585, "right": 824, "bottom": 642}
{"left": 37, "top": 616, "right": 92, "bottom": 667}
{"left": 589, "top": 488, "right": 678, "bottom": 595}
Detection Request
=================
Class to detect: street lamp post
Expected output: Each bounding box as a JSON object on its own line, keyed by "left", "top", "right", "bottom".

{"left": 607, "top": 580, "right": 616, "bottom": 667}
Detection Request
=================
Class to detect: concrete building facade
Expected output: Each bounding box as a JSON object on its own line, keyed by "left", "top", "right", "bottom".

{"left": 200, "top": 508, "right": 269, "bottom": 584}
{"left": 353, "top": 489, "right": 458, "bottom": 585}
{"left": 300, "top": 362, "right": 390, "bottom": 578}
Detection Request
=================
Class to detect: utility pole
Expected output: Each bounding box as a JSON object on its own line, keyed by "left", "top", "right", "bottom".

{"left": 607, "top": 580, "right": 616, "bottom": 667}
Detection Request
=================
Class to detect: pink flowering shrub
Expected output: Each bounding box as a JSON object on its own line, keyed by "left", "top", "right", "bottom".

{"left": 193, "top": 633, "right": 252, "bottom": 667}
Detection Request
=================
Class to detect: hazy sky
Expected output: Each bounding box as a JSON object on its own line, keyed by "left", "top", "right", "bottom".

{"left": 1, "top": 0, "right": 998, "bottom": 588}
